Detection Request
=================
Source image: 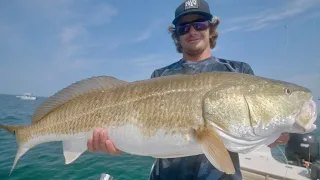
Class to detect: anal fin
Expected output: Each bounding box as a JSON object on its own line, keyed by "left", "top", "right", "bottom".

{"left": 62, "top": 137, "right": 87, "bottom": 164}
{"left": 196, "top": 127, "right": 235, "bottom": 174}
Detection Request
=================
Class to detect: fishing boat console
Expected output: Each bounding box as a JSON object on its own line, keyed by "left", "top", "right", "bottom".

{"left": 239, "top": 132, "right": 320, "bottom": 180}
{"left": 285, "top": 132, "right": 320, "bottom": 180}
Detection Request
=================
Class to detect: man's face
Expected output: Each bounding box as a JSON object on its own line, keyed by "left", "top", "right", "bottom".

{"left": 176, "top": 14, "right": 211, "bottom": 55}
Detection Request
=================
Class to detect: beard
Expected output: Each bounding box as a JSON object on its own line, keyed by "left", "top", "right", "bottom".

{"left": 183, "top": 44, "right": 207, "bottom": 56}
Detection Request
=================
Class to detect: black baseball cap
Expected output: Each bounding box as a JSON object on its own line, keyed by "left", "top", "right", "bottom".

{"left": 172, "top": 0, "right": 213, "bottom": 25}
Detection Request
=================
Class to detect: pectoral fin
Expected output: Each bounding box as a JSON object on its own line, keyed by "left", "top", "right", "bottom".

{"left": 62, "top": 137, "right": 87, "bottom": 164}
{"left": 196, "top": 127, "right": 235, "bottom": 174}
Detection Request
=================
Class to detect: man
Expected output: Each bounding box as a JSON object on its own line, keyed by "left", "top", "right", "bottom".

{"left": 87, "top": 0, "right": 288, "bottom": 179}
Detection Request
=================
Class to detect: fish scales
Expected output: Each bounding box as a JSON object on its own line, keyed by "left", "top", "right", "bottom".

{"left": 16, "top": 73, "right": 214, "bottom": 144}
{"left": 14, "top": 73, "right": 279, "bottom": 142}
{"left": 16, "top": 72, "right": 311, "bottom": 139}
{"left": 0, "top": 72, "right": 317, "bottom": 176}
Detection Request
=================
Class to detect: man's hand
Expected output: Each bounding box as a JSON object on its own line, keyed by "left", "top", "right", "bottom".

{"left": 268, "top": 133, "right": 290, "bottom": 148}
{"left": 87, "top": 128, "right": 123, "bottom": 155}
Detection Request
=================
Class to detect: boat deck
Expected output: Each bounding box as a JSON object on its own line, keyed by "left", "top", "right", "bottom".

{"left": 239, "top": 146, "right": 311, "bottom": 180}
{"left": 241, "top": 169, "right": 282, "bottom": 180}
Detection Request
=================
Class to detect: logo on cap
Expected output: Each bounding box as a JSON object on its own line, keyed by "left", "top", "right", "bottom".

{"left": 184, "top": 0, "right": 199, "bottom": 10}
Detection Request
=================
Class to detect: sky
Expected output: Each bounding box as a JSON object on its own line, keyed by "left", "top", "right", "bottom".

{"left": 0, "top": 0, "right": 319, "bottom": 109}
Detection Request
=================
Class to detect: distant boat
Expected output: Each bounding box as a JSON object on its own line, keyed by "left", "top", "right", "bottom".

{"left": 16, "top": 93, "right": 37, "bottom": 100}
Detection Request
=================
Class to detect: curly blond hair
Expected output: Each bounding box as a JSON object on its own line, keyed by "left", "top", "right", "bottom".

{"left": 168, "top": 17, "right": 220, "bottom": 53}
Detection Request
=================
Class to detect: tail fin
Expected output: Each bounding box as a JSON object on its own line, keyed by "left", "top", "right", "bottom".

{"left": 0, "top": 124, "right": 22, "bottom": 135}
{"left": 0, "top": 124, "right": 28, "bottom": 175}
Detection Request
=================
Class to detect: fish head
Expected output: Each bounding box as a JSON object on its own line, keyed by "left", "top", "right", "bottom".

{"left": 244, "top": 78, "right": 317, "bottom": 136}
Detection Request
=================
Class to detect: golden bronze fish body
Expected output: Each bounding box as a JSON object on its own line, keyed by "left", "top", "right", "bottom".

{"left": 0, "top": 72, "right": 317, "bottom": 176}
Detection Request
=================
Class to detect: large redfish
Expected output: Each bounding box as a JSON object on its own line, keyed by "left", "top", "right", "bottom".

{"left": 0, "top": 72, "right": 317, "bottom": 176}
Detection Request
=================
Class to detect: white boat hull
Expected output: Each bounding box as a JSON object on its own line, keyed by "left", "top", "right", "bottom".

{"left": 16, "top": 96, "right": 37, "bottom": 100}
{"left": 16, "top": 94, "right": 37, "bottom": 100}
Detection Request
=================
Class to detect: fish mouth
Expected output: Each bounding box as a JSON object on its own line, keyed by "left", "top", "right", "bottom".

{"left": 294, "top": 98, "right": 317, "bottom": 133}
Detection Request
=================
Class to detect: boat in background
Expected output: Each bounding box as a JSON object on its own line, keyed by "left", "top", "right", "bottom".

{"left": 16, "top": 93, "right": 37, "bottom": 100}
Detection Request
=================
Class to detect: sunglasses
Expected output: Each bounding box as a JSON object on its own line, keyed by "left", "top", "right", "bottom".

{"left": 175, "top": 20, "right": 210, "bottom": 36}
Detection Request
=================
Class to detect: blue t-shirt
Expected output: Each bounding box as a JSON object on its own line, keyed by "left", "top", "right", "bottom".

{"left": 148, "top": 56, "right": 255, "bottom": 180}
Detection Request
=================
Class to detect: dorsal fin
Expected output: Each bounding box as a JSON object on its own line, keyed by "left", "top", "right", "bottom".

{"left": 31, "top": 76, "right": 128, "bottom": 123}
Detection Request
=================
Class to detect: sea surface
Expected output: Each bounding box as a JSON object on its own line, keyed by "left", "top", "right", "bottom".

{"left": 0, "top": 94, "right": 319, "bottom": 180}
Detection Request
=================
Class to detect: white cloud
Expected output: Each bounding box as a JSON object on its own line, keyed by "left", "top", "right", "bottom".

{"left": 1, "top": 0, "right": 172, "bottom": 96}
{"left": 92, "top": 19, "right": 165, "bottom": 52}
{"left": 22, "top": 0, "right": 118, "bottom": 27}
{"left": 132, "top": 19, "right": 164, "bottom": 43}
{"left": 87, "top": 4, "right": 118, "bottom": 26}
{"left": 60, "top": 25, "right": 86, "bottom": 44}
{"left": 0, "top": 0, "right": 119, "bottom": 86}
{"left": 222, "top": 0, "right": 320, "bottom": 33}
{"left": 220, "top": 26, "right": 241, "bottom": 34}
{"left": 130, "top": 54, "right": 166, "bottom": 68}
{"left": 46, "top": 2, "right": 118, "bottom": 72}
{"left": 124, "top": 53, "right": 181, "bottom": 81}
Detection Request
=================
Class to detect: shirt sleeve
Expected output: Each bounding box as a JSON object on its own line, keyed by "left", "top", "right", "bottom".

{"left": 242, "top": 62, "right": 255, "bottom": 75}
{"left": 150, "top": 71, "right": 157, "bottom": 79}
{"left": 150, "top": 70, "right": 162, "bottom": 79}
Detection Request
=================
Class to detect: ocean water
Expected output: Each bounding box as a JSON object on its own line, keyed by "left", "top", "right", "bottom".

{"left": 0, "top": 94, "right": 319, "bottom": 180}
{"left": 0, "top": 95, "right": 155, "bottom": 180}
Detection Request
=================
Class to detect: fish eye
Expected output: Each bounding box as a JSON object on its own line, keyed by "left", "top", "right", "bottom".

{"left": 284, "top": 88, "right": 291, "bottom": 95}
